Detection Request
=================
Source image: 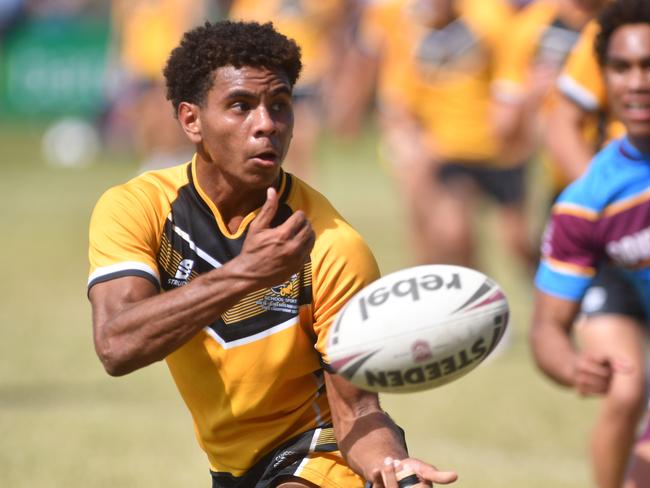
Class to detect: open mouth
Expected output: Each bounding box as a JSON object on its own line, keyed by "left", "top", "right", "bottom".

{"left": 626, "top": 102, "right": 650, "bottom": 109}
{"left": 251, "top": 149, "right": 279, "bottom": 165}
{"left": 623, "top": 101, "right": 650, "bottom": 121}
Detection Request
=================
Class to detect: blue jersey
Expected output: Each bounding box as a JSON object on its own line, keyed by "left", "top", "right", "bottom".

{"left": 535, "top": 136, "right": 650, "bottom": 313}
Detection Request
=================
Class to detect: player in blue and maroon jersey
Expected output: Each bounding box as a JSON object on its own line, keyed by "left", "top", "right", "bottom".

{"left": 530, "top": 2, "right": 650, "bottom": 487}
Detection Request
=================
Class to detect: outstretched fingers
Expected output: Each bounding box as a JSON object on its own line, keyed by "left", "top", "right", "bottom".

{"left": 371, "top": 458, "right": 457, "bottom": 487}
{"left": 409, "top": 460, "right": 458, "bottom": 484}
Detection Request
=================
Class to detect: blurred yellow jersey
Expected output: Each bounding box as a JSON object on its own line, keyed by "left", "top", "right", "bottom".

{"left": 492, "top": 0, "right": 585, "bottom": 190}
{"left": 557, "top": 19, "right": 604, "bottom": 110}
{"left": 87, "top": 160, "right": 379, "bottom": 476}
{"left": 493, "top": 0, "right": 581, "bottom": 101}
{"left": 557, "top": 19, "right": 625, "bottom": 138}
{"left": 361, "top": 0, "right": 515, "bottom": 163}
{"left": 229, "top": 0, "right": 346, "bottom": 86}
{"left": 111, "top": 0, "right": 207, "bottom": 81}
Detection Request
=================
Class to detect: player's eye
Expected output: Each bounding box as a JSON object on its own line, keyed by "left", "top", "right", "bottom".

{"left": 607, "top": 60, "right": 630, "bottom": 74}
{"left": 231, "top": 101, "right": 250, "bottom": 112}
{"left": 270, "top": 99, "right": 290, "bottom": 112}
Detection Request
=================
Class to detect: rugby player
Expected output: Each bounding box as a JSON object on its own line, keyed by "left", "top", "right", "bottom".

{"left": 87, "top": 20, "right": 456, "bottom": 488}
{"left": 531, "top": 2, "right": 650, "bottom": 486}
{"left": 547, "top": 0, "right": 621, "bottom": 182}
{"left": 358, "top": 0, "right": 532, "bottom": 268}
{"left": 492, "top": 0, "right": 606, "bottom": 196}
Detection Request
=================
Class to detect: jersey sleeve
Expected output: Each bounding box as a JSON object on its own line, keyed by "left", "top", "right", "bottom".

{"left": 310, "top": 220, "right": 380, "bottom": 365}
{"left": 534, "top": 200, "right": 599, "bottom": 301}
{"left": 556, "top": 20, "right": 605, "bottom": 112}
{"left": 88, "top": 183, "right": 162, "bottom": 291}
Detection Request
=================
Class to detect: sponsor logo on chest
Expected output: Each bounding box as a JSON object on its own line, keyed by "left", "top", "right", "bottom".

{"left": 167, "top": 259, "right": 195, "bottom": 287}
{"left": 607, "top": 227, "right": 650, "bottom": 266}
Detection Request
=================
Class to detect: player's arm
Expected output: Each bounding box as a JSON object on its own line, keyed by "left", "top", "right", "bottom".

{"left": 89, "top": 188, "right": 315, "bottom": 376}
{"left": 529, "top": 290, "right": 625, "bottom": 395}
{"left": 492, "top": 62, "right": 558, "bottom": 164}
{"left": 325, "top": 372, "right": 458, "bottom": 487}
{"left": 529, "top": 290, "right": 582, "bottom": 387}
{"left": 545, "top": 93, "right": 595, "bottom": 182}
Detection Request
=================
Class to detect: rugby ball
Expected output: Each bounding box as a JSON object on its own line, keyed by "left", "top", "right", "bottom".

{"left": 326, "top": 265, "right": 509, "bottom": 393}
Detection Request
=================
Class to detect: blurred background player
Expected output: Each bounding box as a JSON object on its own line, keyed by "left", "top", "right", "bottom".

{"left": 530, "top": 1, "right": 650, "bottom": 486}
{"left": 547, "top": 0, "right": 622, "bottom": 182}
{"left": 227, "top": 0, "right": 352, "bottom": 184}
{"left": 491, "top": 0, "right": 606, "bottom": 206}
{"left": 104, "top": 0, "right": 213, "bottom": 171}
{"left": 357, "top": 0, "right": 535, "bottom": 269}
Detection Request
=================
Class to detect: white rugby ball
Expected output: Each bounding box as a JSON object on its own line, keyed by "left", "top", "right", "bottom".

{"left": 326, "top": 264, "right": 509, "bottom": 393}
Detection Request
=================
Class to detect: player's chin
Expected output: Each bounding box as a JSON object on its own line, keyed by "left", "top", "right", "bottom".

{"left": 626, "top": 125, "right": 650, "bottom": 145}
{"left": 245, "top": 166, "right": 282, "bottom": 188}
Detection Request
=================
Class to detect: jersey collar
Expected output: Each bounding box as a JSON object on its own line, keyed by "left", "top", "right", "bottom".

{"left": 620, "top": 136, "right": 650, "bottom": 162}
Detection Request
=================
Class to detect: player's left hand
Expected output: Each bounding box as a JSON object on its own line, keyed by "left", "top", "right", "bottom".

{"left": 370, "top": 457, "right": 458, "bottom": 487}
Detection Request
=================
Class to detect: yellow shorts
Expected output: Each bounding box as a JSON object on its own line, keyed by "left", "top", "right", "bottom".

{"left": 210, "top": 425, "right": 365, "bottom": 487}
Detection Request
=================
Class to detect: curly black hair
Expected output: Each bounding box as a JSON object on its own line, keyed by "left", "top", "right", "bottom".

{"left": 164, "top": 20, "right": 302, "bottom": 113}
{"left": 595, "top": 0, "right": 650, "bottom": 66}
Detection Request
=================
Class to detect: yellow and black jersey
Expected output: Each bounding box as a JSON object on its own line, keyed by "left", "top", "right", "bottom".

{"left": 556, "top": 19, "right": 625, "bottom": 171}
{"left": 493, "top": 0, "right": 582, "bottom": 102}
{"left": 491, "top": 0, "right": 584, "bottom": 192}
{"left": 87, "top": 157, "right": 379, "bottom": 477}
{"left": 557, "top": 19, "right": 604, "bottom": 112}
{"left": 557, "top": 19, "right": 624, "bottom": 139}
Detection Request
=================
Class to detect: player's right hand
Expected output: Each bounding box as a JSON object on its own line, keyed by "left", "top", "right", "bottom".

{"left": 571, "top": 352, "right": 632, "bottom": 396}
{"left": 370, "top": 458, "right": 457, "bottom": 488}
{"left": 236, "top": 187, "right": 315, "bottom": 287}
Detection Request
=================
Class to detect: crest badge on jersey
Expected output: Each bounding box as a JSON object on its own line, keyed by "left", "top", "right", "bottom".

{"left": 257, "top": 274, "right": 300, "bottom": 314}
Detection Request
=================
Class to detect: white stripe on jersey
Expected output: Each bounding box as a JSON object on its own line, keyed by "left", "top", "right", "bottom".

{"left": 88, "top": 261, "right": 159, "bottom": 286}
{"left": 203, "top": 317, "right": 299, "bottom": 349}
{"left": 167, "top": 215, "right": 223, "bottom": 269}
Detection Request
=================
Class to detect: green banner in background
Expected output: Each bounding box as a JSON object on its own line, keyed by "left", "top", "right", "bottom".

{"left": 0, "top": 17, "right": 110, "bottom": 118}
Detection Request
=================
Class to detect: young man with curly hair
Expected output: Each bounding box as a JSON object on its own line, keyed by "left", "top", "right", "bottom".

{"left": 531, "top": 1, "right": 650, "bottom": 486}
{"left": 87, "top": 20, "right": 456, "bottom": 488}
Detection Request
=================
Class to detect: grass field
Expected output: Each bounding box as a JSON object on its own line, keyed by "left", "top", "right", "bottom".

{"left": 0, "top": 121, "right": 601, "bottom": 487}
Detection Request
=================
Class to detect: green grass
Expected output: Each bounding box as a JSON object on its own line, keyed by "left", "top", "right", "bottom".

{"left": 0, "top": 122, "right": 600, "bottom": 487}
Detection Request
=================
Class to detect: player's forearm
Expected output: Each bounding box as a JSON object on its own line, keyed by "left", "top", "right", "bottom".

{"left": 93, "top": 262, "right": 262, "bottom": 376}
{"left": 492, "top": 100, "right": 537, "bottom": 164}
{"left": 340, "top": 411, "right": 410, "bottom": 480}
{"left": 529, "top": 320, "right": 577, "bottom": 388}
{"left": 325, "top": 373, "right": 409, "bottom": 480}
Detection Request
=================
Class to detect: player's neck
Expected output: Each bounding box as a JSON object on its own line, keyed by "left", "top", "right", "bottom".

{"left": 627, "top": 136, "right": 650, "bottom": 157}
{"left": 195, "top": 160, "right": 269, "bottom": 233}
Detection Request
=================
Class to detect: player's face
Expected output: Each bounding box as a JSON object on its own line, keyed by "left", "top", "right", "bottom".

{"left": 194, "top": 65, "right": 293, "bottom": 189}
{"left": 604, "top": 24, "right": 650, "bottom": 149}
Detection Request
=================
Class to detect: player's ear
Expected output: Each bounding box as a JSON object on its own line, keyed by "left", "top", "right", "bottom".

{"left": 178, "top": 102, "right": 202, "bottom": 144}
